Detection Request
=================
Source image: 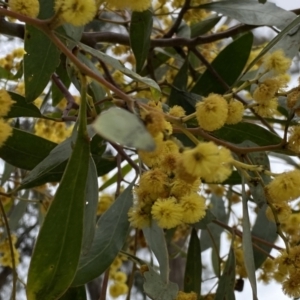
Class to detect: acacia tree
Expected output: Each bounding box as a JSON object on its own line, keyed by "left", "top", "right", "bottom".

{"left": 1, "top": 0, "right": 300, "bottom": 299}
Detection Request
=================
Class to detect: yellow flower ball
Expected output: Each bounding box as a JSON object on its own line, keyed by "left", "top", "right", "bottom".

{"left": 151, "top": 197, "right": 183, "bottom": 229}
{"left": 226, "top": 99, "right": 244, "bottom": 125}
{"left": 196, "top": 93, "right": 228, "bottom": 131}
{"left": 55, "top": 0, "right": 97, "bottom": 26}
{"left": 9, "top": 0, "right": 40, "bottom": 18}
{"left": 263, "top": 49, "right": 291, "bottom": 74}
{"left": 266, "top": 170, "right": 300, "bottom": 203}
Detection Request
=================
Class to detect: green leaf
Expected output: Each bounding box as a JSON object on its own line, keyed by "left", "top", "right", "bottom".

{"left": 198, "top": 0, "right": 296, "bottom": 30}
{"left": 81, "top": 158, "right": 98, "bottom": 255}
{"left": 58, "top": 286, "right": 87, "bottom": 300}
{"left": 72, "top": 183, "right": 134, "bottom": 286}
{"left": 26, "top": 77, "right": 90, "bottom": 299}
{"left": 143, "top": 221, "right": 169, "bottom": 282}
{"left": 6, "top": 92, "right": 41, "bottom": 118}
{"left": 184, "top": 228, "right": 201, "bottom": 297}
{"left": 38, "top": 0, "right": 55, "bottom": 19}
{"left": 215, "top": 247, "right": 236, "bottom": 300}
{"left": 241, "top": 176, "right": 257, "bottom": 299}
{"left": 252, "top": 204, "right": 277, "bottom": 269}
{"left": 211, "top": 122, "right": 282, "bottom": 148}
{"left": 130, "top": 10, "right": 153, "bottom": 73}
{"left": 78, "top": 42, "right": 161, "bottom": 94}
{"left": 92, "top": 107, "right": 155, "bottom": 151}
{"left": 24, "top": 25, "right": 60, "bottom": 103}
{"left": 8, "top": 198, "right": 28, "bottom": 232}
{"left": 191, "top": 16, "right": 221, "bottom": 38}
{"left": 143, "top": 267, "right": 179, "bottom": 300}
{"left": 200, "top": 195, "right": 227, "bottom": 253}
{"left": 0, "top": 128, "right": 57, "bottom": 170}
{"left": 191, "top": 33, "right": 253, "bottom": 96}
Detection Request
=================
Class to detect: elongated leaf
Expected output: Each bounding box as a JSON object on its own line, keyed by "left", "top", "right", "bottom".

{"left": 212, "top": 122, "right": 281, "bottom": 148}
{"left": 191, "top": 33, "right": 253, "bottom": 95}
{"left": 191, "top": 16, "right": 221, "bottom": 38}
{"left": 252, "top": 204, "right": 277, "bottom": 269}
{"left": 130, "top": 10, "right": 153, "bottom": 73}
{"left": 27, "top": 81, "right": 90, "bottom": 299}
{"left": 6, "top": 92, "right": 41, "bottom": 118}
{"left": 143, "top": 221, "right": 169, "bottom": 282}
{"left": 72, "top": 183, "right": 134, "bottom": 286}
{"left": 200, "top": 195, "right": 227, "bottom": 252}
{"left": 184, "top": 228, "right": 201, "bottom": 296}
{"left": 8, "top": 198, "right": 28, "bottom": 232}
{"left": 198, "top": 0, "right": 296, "bottom": 30}
{"left": 143, "top": 267, "right": 178, "bottom": 300}
{"left": 93, "top": 107, "right": 155, "bottom": 151}
{"left": 78, "top": 42, "right": 161, "bottom": 93}
{"left": 0, "top": 128, "right": 57, "bottom": 170}
{"left": 215, "top": 247, "right": 236, "bottom": 300}
{"left": 58, "top": 286, "right": 87, "bottom": 300}
{"left": 81, "top": 158, "right": 98, "bottom": 255}
{"left": 241, "top": 177, "right": 257, "bottom": 300}
{"left": 24, "top": 25, "right": 60, "bottom": 103}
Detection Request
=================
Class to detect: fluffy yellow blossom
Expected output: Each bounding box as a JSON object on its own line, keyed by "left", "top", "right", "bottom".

{"left": 55, "top": 0, "right": 97, "bottom": 26}
{"left": 138, "top": 169, "right": 169, "bottom": 200}
{"left": 0, "top": 119, "right": 13, "bottom": 148}
{"left": 226, "top": 99, "right": 244, "bottom": 124}
{"left": 263, "top": 50, "right": 291, "bottom": 74}
{"left": 196, "top": 93, "right": 228, "bottom": 131}
{"left": 111, "top": 271, "right": 127, "bottom": 283}
{"left": 106, "top": 0, "right": 151, "bottom": 11}
{"left": 9, "top": 0, "right": 40, "bottom": 18}
{"left": 179, "top": 193, "right": 206, "bottom": 223}
{"left": 0, "top": 89, "right": 15, "bottom": 117}
{"left": 252, "top": 98, "right": 278, "bottom": 117}
{"left": 288, "top": 126, "right": 300, "bottom": 154}
{"left": 180, "top": 142, "right": 232, "bottom": 182}
{"left": 128, "top": 205, "right": 151, "bottom": 228}
{"left": 253, "top": 78, "right": 279, "bottom": 102}
{"left": 265, "top": 202, "right": 291, "bottom": 223}
{"left": 282, "top": 270, "right": 300, "bottom": 298}
{"left": 201, "top": 147, "right": 233, "bottom": 183}
{"left": 151, "top": 197, "right": 183, "bottom": 229}
{"left": 0, "top": 235, "right": 20, "bottom": 268}
{"left": 266, "top": 170, "right": 300, "bottom": 202}
{"left": 287, "top": 90, "right": 300, "bottom": 115}
{"left": 176, "top": 291, "right": 197, "bottom": 300}
{"left": 169, "top": 105, "right": 186, "bottom": 117}
{"left": 170, "top": 178, "right": 201, "bottom": 198}
{"left": 141, "top": 110, "right": 166, "bottom": 137}
{"left": 109, "top": 282, "right": 129, "bottom": 298}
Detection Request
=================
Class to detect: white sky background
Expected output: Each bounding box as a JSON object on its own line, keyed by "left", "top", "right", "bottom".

{"left": 1, "top": 1, "right": 300, "bottom": 300}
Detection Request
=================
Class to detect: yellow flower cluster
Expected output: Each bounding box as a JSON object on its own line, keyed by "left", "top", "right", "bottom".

{"left": 8, "top": 0, "right": 40, "bottom": 18}
{"left": 109, "top": 256, "right": 129, "bottom": 298}
{"left": 34, "top": 119, "right": 73, "bottom": 143}
{"left": 0, "top": 48, "right": 25, "bottom": 73}
{"left": 196, "top": 94, "right": 244, "bottom": 131}
{"left": 0, "top": 90, "right": 14, "bottom": 148}
{"left": 274, "top": 246, "right": 300, "bottom": 298}
{"left": 263, "top": 50, "right": 291, "bottom": 74}
{"left": 0, "top": 235, "right": 20, "bottom": 268}
{"left": 54, "top": 0, "right": 97, "bottom": 26}
{"left": 288, "top": 126, "right": 300, "bottom": 154}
